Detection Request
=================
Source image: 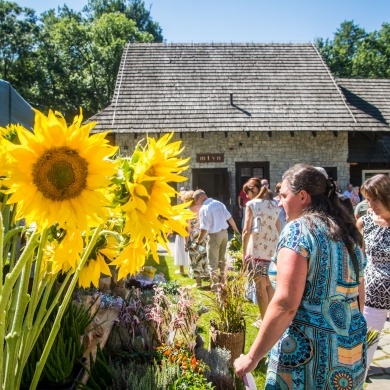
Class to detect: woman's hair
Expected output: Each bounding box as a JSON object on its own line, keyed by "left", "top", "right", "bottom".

{"left": 180, "top": 190, "right": 195, "bottom": 205}
{"left": 274, "top": 182, "right": 282, "bottom": 195}
{"left": 282, "top": 164, "right": 362, "bottom": 249}
{"left": 243, "top": 177, "right": 270, "bottom": 201}
{"left": 361, "top": 174, "right": 390, "bottom": 211}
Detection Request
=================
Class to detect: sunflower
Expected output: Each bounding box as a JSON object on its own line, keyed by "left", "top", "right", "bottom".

{"left": 111, "top": 240, "right": 151, "bottom": 279}
{"left": 2, "top": 109, "right": 118, "bottom": 231}
{"left": 118, "top": 133, "right": 194, "bottom": 269}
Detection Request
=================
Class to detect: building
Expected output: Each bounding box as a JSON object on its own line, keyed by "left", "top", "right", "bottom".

{"left": 90, "top": 43, "right": 390, "bottom": 220}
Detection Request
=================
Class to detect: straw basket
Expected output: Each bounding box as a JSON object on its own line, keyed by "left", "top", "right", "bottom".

{"left": 209, "top": 320, "right": 245, "bottom": 365}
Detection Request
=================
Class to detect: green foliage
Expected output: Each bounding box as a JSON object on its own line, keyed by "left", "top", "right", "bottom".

{"left": 142, "top": 252, "right": 267, "bottom": 389}
{"left": 205, "top": 271, "right": 247, "bottom": 333}
{"left": 109, "top": 348, "right": 214, "bottom": 390}
{"left": 316, "top": 20, "right": 390, "bottom": 78}
{"left": 43, "top": 327, "right": 77, "bottom": 383}
{"left": 158, "top": 279, "right": 182, "bottom": 295}
{"left": 196, "top": 347, "right": 234, "bottom": 390}
{"left": 110, "top": 359, "right": 176, "bottom": 390}
{"left": 22, "top": 298, "right": 98, "bottom": 385}
{"left": 79, "top": 344, "right": 115, "bottom": 389}
{"left": 0, "top": 0, "right": 163, "bottom": 122}
{"left": 227, "top": 233, "right": 243, "bottom": 270}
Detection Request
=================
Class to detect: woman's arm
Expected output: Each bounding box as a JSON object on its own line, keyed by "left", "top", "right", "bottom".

{"left": 242, "top": 206, "right": 253, "bottom": 257}
{"left": 234, "top": 247, "right": 308, "bottom": 376}
{"left": 275, "top": 217, "right": 281, "bottom": 234}
{"left": 356, "top": 217, "right": 365, "bottom": 254}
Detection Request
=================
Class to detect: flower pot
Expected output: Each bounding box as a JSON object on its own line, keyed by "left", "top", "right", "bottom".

{"left": 209, "top": 321, "right": 245, "bottom": 365}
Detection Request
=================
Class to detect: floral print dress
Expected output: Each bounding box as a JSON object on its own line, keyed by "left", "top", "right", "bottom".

{"left": 246, "top": 199, "right": 280, "bottom": 260}
{"left": 187, "top": 218, "right": 208, "bottom": 279}
{"left": 267, "top": 217, "right": 367, "bottom": 390}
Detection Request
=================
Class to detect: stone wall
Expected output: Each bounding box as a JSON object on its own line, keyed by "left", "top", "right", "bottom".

{"left": 116, "top": 131, "right": 350, "bottom": 200}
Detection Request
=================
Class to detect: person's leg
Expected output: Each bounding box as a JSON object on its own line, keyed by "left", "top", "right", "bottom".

{"left": 241, "top": 207, "right": 246, "bottom": 230}
{"left": 254, "top": 275, "right": 270, "bottom": 319}
{"left": 218, "top": 229, "right": 229, "bottom": 283}
{"left": 364, "top": 305, "right": 388, "bottom": 374}
{"left": 207, "top": 233, "right": 219, "bottom": 288}
{"left": 265, "top": 279, "right": 275, "bottom": 305}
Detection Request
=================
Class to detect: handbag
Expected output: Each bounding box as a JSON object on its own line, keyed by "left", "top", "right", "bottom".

{"left": 251, "top": 216, "right": 262, "bottom": 233}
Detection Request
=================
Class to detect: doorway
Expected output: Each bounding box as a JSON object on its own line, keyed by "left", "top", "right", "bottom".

{"left": 192, "top": 168, "right": 230, "bottom": 206}
{"left": 235, "top": 162, "right": 270, "bottom": 196}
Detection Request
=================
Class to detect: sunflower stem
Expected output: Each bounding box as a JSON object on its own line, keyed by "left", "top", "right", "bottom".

{"left": 3, "top": 251, "right": 33, "bottom": 390}
{"left": 0, "top": 212, "right": 4, "bottom": 387}
{"left": 18, "top": 228, "right": 50, "bottom": 379}
{"left": 0, "top": 228, "right": 39, "bottom": 389}
{"left": 30, "top": 224, "right": 104, "bottom": 390}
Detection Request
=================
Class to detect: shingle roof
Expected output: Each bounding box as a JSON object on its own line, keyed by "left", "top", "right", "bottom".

{"left": 337, "top": 78, "right": 390, "bottom": 162}
{"left": 337, "top": 78, "right": 390, "bottom": 132}
{"left": 90, "top": 43, "right": 389, "bottom": 134}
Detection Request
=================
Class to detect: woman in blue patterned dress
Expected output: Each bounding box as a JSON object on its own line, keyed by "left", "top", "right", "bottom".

{"left": 356, "top": 174, "right": 390, "bottom": 376}
{"left": 234, "top": 164, "right": 367, "bottom": 389}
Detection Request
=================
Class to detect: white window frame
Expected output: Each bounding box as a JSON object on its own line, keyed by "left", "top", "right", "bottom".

{"left": 362, "top": 170, "right": 390, "bottom": 183}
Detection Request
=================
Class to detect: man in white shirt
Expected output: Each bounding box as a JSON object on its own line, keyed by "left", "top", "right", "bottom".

{"left": 193, "top": 189, "right": 240, "bottom": 289}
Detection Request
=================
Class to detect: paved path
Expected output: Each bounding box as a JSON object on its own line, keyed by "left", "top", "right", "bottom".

{"left": 365, "top": 318, "right": 390, "bottom": 389}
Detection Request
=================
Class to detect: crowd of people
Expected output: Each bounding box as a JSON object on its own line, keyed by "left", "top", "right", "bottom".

{"left": 171, "top": 165, "right": 389, "bottom": 389}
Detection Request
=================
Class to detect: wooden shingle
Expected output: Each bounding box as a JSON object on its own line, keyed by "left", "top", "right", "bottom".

{"left": 91, "top": 43, "right": 364, "bottom": 134}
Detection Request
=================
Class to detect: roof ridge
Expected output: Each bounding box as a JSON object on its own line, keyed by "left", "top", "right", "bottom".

{"left": 311, "top": 43, "right": 357, "bottom": 124}
{"left": 111, "top": 43, "right": 130, "bottom": 128}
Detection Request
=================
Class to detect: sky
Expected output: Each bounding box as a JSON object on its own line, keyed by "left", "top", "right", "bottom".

{"left": 15, "top": 0, "right": 390, "bottom": 43}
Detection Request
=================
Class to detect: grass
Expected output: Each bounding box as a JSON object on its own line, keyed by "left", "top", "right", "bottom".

{"left": 144, "top": 246, "right": 267, "bottom": 389}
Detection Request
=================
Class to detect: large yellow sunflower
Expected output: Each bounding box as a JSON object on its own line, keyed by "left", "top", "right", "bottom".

{"left": 2, "top": 109, "right": 118, "bottom": 231}
{"left": 120, "top": 133, "right": 193, "bottom": 258}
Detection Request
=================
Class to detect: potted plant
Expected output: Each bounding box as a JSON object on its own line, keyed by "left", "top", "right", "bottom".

{"left": 227, "top": 233, "right": 243, "bottom": 271}
{"left": 207, "top": 271, "right": 247, "bottom": 365}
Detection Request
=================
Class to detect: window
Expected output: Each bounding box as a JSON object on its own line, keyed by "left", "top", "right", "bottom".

{"left": 362, "top": 170, "right": 390, "bottom": 182}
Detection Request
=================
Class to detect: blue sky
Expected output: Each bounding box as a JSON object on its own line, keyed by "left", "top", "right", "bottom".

{"left": 16, "top": 0, "right": 390, "bottom": 43}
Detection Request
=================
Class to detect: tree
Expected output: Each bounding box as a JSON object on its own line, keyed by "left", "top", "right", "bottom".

{"left": 34, "top": 8, "right": 153, "bottom": 119}
{"left": 0, "top": 1, "right": 162, "bottom": 121}
{"left": 316, "top": 20, "right": 367, "bottom": 77}
{"left": 0, "top": 1, "right": 40, "bottom": 100}
{"left": 316, "top": 20, "right": 390, "bottom": 79}
{"left": 84, "top": 0, "right": 163, "bottom": 42}
{"left": 352, "top": 24, "right": 390, "bottom": 78}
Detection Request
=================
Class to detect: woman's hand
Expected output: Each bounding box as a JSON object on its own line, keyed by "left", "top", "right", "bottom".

{"left": 234, "top": 353, "right": 258, "bottom": 378}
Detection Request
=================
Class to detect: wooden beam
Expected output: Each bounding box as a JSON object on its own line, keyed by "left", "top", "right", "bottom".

{"left": 332, "top": 131, "right": 338, "bottom": 137}
{"left": 312, "top": 131, "right": 317, "bottom": 137}
{"left": 290, "top": 131, "right": 294, "bottom": 137}
{"left": 268, "top": 131, "right": 272, "bottom": 138}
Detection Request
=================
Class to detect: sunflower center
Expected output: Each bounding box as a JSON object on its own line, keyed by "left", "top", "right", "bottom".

{"left": 33, "top": 146, "right": 88, "bottom": 201}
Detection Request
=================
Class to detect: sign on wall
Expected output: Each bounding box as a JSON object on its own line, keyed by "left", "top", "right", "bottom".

{"left": 196, "top": 153, "right": 224, "bottom": 163}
